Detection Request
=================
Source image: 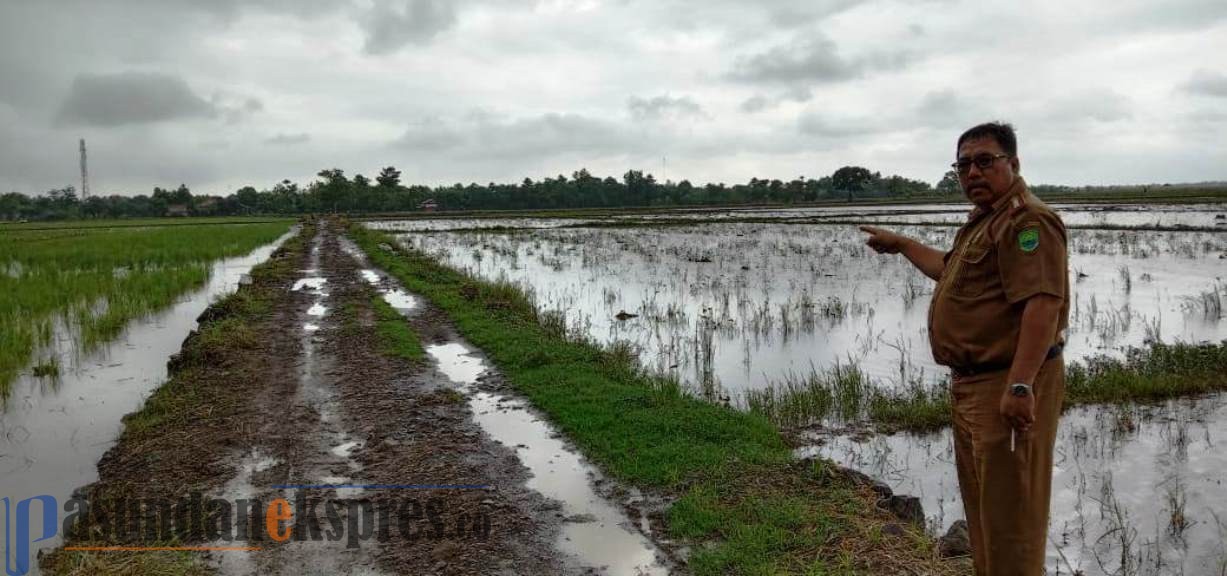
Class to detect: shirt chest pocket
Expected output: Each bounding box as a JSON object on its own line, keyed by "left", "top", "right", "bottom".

{"left": 955, "top": 244, "right": 995, "bottom": 298}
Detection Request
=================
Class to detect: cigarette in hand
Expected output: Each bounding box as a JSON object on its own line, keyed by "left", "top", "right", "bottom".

{"left": 1011, "top": 429, "right": 1016, "bottom": 453}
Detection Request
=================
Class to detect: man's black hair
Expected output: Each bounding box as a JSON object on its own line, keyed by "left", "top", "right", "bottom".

{"left": 957, "top": 122, "right": 1017, "bottom": 157}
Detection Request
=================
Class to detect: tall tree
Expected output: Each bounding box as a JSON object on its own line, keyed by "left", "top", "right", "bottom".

{"left": 376, "top": 166, "right": 401, "bottom": 188}
{"left": 831, "top": 166, "right": 875, "bottom": 194}
{"left": 936, "top": 170, "right": 962, "bottom": 195}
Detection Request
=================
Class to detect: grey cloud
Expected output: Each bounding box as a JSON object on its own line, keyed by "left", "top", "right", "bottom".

{"left": 57, "top": 72, "right": 215, "bottom": 126}
{"left": 217, "top": 96, "right": 264, "bottom": 124}
{"left": 1184, "top": 69, "right": 1227, "bottom": 97}
{"left": 740, "top": 95, "right": 770, "bottom": 113}
{"left": 739, "top": 87, "right": 812, "bottom": 114}
{"left": 265, "top": 132, "right": 311, "bottom": 146}
{"left": 727, "top": 35, "right": 912, "bottom": 85}
{"left": 917, "top": 90, "right": 959, "bottom": 118}
{"left": 627, "top": 95, "right": 705, "bottom": 122}
{"left": 1043, "top": 90, "right": 1133, "bottom": 123}
{"left": 394, "top": 116, "right": 466, "bottom": 150}
{"left": 913, "top": 90, "right": 987, "bottom": 129}
{"left": 797, "top": 112, "right": 882, "bottom": 138}
{"left": 477, "top": 113, "right": 629, "bottom": 159}
{"left": 1110, "top": 0, "right": 1227, "bottom": 32}
{"left": 651, "top": 0, "right": 867, "bottom": 33}
{"left": 363, "top": 0, "right": 457, "bottom": 54}
{"left": 394, "top": 111, "right": 633, "bottom": 161}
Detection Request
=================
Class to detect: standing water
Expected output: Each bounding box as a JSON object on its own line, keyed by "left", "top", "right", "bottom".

{"left": 800, "top": 395, "right": 1227, "bottom": 576}
{"left": 0, "top": 230, "right": 292, "bottom": 571}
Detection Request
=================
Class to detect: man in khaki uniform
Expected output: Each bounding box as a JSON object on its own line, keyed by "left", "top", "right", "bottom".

{"left": 861, "top": 122, "right": 1069, "bottom": 576}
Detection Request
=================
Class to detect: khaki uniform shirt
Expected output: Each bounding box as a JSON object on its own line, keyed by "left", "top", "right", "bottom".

{"left": 928, "top": 177, "right": 1070, "bottom": 369}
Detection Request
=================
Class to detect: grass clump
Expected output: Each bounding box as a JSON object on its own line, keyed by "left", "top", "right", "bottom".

{"left": 31, "top": 358, "right": 60, "bottom": 378}
{"left": 669, "top": 459, "right": 954, "bottom": 575}
{"left": 40, "top": 548, "right": 210, "bottom": 576}
{"left": 1065, "top": 340, "right": 1227, "bottom": 403}
{"left": 348, "top": 223, "right": 960, "bottom": 574}
{"left": 372, "top": 295, "right": 424, "bottom": 361}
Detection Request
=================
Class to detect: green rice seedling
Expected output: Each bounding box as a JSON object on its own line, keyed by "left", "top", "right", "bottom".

{"left": 0, "top": 221, "right": 291, "bottom": 398}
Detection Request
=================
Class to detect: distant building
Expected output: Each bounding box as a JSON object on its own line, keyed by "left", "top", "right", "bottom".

{"left": 418, "top": 199, "right": 438, "bottom": 212}
{"left": 166, "top": 204, "right": 190, "bottom": 217}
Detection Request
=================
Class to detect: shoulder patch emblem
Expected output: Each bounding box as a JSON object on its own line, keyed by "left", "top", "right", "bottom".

{"left": 1018, "top": 228, "right": 1040, "bottom": 252}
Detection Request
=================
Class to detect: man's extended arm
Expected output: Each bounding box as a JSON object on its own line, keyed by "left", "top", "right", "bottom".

{"left": 859, "top": 226, "right": 946, "bottom": 281}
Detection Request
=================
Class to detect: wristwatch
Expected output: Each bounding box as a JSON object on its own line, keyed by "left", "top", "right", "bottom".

{"left": 1010, "top": 383, "right": 1032, "bottom": 398}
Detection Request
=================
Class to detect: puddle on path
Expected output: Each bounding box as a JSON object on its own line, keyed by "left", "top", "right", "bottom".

{"left": 426, "top": 342, "right": 668, "bottom": 575}
{"left": 801, "top": 395, "right": 1227, "bottom": 576}
{"left": 212, "top": 448, "right": 282, "bottom": 576}
{"left": 0, "top": 231, "right": 293, "bottom": 569}
{"left": 380, "top": 290, "right": 417, "bottom": 311}
{"left": 330, "top": 440, "right": 362, "bottom": 458}
{"left": 339, "top": 238, "right": 420, "bottom": 314}
{"left": 292, "top": 277, "right": 327, "bottom": 292}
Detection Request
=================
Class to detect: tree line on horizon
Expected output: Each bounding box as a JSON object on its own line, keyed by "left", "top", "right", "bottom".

{"left": 1, "top": 166, "right": 957, "bottom": 221}
{"left": 0, "top": 164, "right": 1180, "bottom": 222}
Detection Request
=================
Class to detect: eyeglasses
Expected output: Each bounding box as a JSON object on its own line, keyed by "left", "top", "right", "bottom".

{"left": 951, "top": 153, "right": 1010, "bottom": 175}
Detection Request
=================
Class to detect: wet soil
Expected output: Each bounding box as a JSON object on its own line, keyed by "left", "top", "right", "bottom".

{"left": 311, "top": 222, "right": 570, "bottom": 575}
{"left": 63, "top": 230, "right": 305, "bottom": 510}
{"left": 45, "top": 220, "right": 624, "bottom": 575}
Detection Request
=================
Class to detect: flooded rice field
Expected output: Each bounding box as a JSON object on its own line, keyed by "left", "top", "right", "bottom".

{"left": 0, "top": 230, "right": 292, "bottom": 563}
{"left": 387, "top": 220, "right": 1227, "bottom": 396}
{"left": 365, "top": 202, "right": 1227, "bottom": 231}
{"left": 368, "top": 202, "right": 1227, "bottom": 576}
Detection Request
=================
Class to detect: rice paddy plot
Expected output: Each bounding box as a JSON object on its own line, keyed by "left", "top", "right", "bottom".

{"left": 384, "top": 216, "right": 1226, "bottom": 406}
{"left": 0, "top": 220, "right": 293, "bottom": 397}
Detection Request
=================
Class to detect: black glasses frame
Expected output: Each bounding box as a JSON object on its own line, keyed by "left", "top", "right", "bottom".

{"left": 951, "top": 153, "right": 1010, "bottom": 174}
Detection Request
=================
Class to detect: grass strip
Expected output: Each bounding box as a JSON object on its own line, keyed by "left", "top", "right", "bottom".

{"left": 746, "top": 340, "right": 1227, "bottom": 433}
{"left": 372, "top": 295, "right": 425, "bottom": 361}
{"left": 40, "top": 222, "right": 312, "bottom": 576}
{"left": 349, "top": 223, "right": 962, "bottom": 575}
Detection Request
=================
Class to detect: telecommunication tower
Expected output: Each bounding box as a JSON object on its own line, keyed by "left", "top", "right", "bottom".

{"left": 79, "top": 138, "right": 90, "bottom": 199}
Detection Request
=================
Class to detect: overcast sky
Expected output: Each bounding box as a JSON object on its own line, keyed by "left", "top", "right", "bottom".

{"left": 1, "top": 0, "right": 1224, "bottom": 197}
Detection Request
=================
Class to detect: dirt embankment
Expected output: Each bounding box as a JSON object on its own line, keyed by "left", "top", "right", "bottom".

{"left": 290, "top": 221, "right": 569, "bottom": 574}
{"left": 42, "top": 220, "right": 583, "bottom": 576}
{"left": 42, "top": 221, "right": 315, "bottom": 575}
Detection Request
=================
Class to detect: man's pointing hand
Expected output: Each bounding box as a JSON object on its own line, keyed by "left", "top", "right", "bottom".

{"left": 859, "top": 226, "right": 908, "bottom": 254}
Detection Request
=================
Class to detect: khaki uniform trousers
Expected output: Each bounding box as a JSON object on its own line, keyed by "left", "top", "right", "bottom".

{"left": 952, "top": 356, "right": 1064, "bottom": 576}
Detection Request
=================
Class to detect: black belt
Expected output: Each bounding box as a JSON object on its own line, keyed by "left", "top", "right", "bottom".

{"left": 949, "top": 342, "right": 1064, "bottom": 379}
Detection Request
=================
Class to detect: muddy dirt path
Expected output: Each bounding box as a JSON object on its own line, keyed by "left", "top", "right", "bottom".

{"left": 44, "top": 220, "right": 672, "bottom": 575}
{"left": 337, "top": 233, "right": 674, "bottom": 575}
{"left": 217, "top": 221, "right": 672, "bottom": 575}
